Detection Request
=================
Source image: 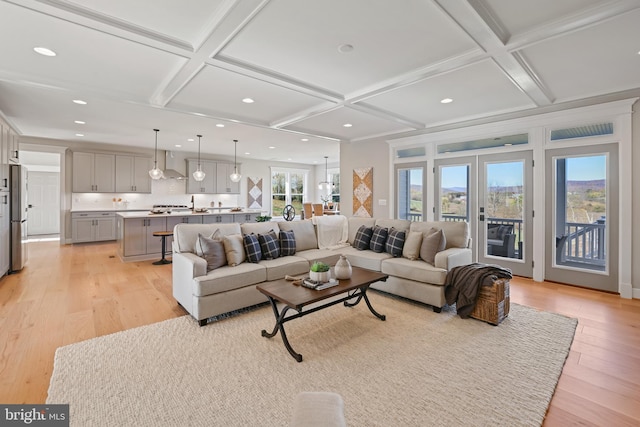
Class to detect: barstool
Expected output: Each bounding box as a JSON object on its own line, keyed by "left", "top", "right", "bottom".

{"left": 152, "top": 231, "right": 174, "bottom": 265}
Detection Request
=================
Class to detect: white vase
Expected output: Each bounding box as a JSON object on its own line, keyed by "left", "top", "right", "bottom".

{"left": 334, "top": 255, "right": 352, "bottom": 280}
{"left": 309, "top": 270, "right": 330, "bottom": 283}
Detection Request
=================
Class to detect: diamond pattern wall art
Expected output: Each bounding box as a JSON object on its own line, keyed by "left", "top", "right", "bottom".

{"left": 353, "top": 167, "right": 373, "bottom": 217}
{"left": 247, "top": 177, "right": 263, "bottom": 209}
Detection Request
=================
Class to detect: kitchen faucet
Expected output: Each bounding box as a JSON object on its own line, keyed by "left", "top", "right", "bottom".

{"left": 190, "top": 195, "right": 195, "bottom": 211}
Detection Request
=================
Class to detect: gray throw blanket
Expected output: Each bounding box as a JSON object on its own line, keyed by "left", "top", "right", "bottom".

{"left": 444, "top": 263, "right": 513, "bottom": 318}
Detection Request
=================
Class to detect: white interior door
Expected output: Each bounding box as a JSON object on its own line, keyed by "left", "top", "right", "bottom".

{"left": 27, "top": 171, "right": 60, "bottom": 235}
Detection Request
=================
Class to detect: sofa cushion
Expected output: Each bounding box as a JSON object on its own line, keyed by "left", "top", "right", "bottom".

{"left": 402, "top": 231, "right": 422, "bottom": 260}
{"left": 194, "top": 263, "right": 266, "bottom": 297}
{"left": 420, "top": 228, "right": 446, "bottom": 264}
{"left": 259, "top": 256, "right": 310, "bottom": 281}
{"left": 243, "top": 233, "right": 262, "bottom": 263}
{"left": 241, "top": 222, "right": 281, "bottom": 236}
{"left": 258, "top": 230, "right": 280, "bottom": 260}
{"left": 347, "top": 218, "right": 376, "bottom": 245}
{"left": 369, "top": 226, "right": 388, "bottom": 253}
{"left": 294, "top": 249, "right": 341, "bottom": 266}
{"left": 381, "top": 257, "right": 448, "bottom": 286}
{"left": 385, "top": 227, "right": 405, "bottom": 257}
{"left": 278, "top": 220, "right": 318, "bottom": 251}
{"left": 279, "top": 230, "right": 296, "bottom": 256}
{"left": 339, "top": 246, "right": 392, "bottom": 271}
{"left": 223, "top": 234, "right": 245, "bottom": 266}
{"left": 375, "top": 219, "right": 411, "bottom": 234}
{"left": 353, "top": 225, "right": 374, "bottom": 250}
{"left": 195, "top": 231, "right": 226, "bottom": 272}
{"left": 410, "top": 221, "right": 469, "bottom": 250}
{"left": 173, "top": 223, "right": 242, "bottom": 254}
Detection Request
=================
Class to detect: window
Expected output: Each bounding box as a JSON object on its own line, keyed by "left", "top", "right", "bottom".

{"left": 271, "top": 168, "right": 307, "bottom": 217}
{"left": 396, "top": 165, "right": 424, "bottom": 221}
{"left": 329, "top": 169, "right": 340, "bottom": 203}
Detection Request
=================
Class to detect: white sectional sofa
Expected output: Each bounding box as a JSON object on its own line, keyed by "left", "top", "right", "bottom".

{"left": 172, "top": 216, "right": 471, "bottom": 325}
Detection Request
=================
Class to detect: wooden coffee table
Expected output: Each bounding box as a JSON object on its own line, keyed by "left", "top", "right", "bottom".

{"left": 256, "top": 266, "right": 388, "bottom": 362}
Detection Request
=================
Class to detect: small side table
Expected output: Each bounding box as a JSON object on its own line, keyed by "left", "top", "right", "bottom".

{"left": 152, "top": 231, "right": 173, "bottom": 265}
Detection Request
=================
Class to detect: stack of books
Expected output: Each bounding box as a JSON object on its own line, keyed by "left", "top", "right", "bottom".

{"left": 301, "top": 278, "right": 339, "bottom": 291}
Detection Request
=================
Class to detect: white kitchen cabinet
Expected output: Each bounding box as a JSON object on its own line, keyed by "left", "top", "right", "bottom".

{"left": 215, "top": 162, "right": 240, "bottom": 194}
{"left": 166, "top": 215, "right": 202, "bottom": 249}
{"left": 115, "top": 155, "right": 152, "bottom": 193}
{"left": 186, "top": 160, "right": 216, "bottom": 194}
{"left": 72, "top": 212, "right": 116, "bottom": 243}
{"left": 121, "top": 216, "right": 166, "bottom": 256}
{"left": 72, "top": 152, "right": 115, "bottom": 192}
{"left": 233, "top": 212, "right": 260, "bottom": 223}
{"left": 202, "top": 214, "right": 234, "bottom": 224}
{"left": 0, "top": 124, "right": 8, "bottom": 192}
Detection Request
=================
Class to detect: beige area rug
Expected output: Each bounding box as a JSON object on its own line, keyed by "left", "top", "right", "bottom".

{"left": 47, "top": 294, "right": 577, "bottom": 427}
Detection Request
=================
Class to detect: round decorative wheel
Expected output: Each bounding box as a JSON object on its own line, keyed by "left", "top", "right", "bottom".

{"left": 283, "top": 204, "right": 295, "bottom": 221}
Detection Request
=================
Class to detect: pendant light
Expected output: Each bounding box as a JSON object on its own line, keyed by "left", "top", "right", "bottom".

{"left": 229, "top": 139, "right": 241, "bottom": 183}
{"left": 148, "top": 128, "right": 164, "bottom": 180}
{"left": 193, "top": 134, "right": 206, "bottom": 182}
{"left": 317, "top": 156, "right": 332, "bottom": 190}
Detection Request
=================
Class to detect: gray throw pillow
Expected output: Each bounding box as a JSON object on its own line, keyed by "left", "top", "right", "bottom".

{"left": 420, "top": 228, "right": 446, "bottom": 265}
{"left": 195, "top": 232, "right": 227, "bottom": 272}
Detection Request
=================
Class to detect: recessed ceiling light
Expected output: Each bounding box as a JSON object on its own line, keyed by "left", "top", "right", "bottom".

{"left": 193, "top": 112, "right": 205, "bottom": 116}
{"left": 34, "top": 47, "right": 56, "bottom": 57}
{"left": 74, "top": 120, "right": 85, "bottom": 124}
{"left": 338, "top": 44, "right": 354, "bottom": 53}
{"left": 244, "top": 152, "right": 250, "bottom": 155}
{"left": 75, "top": 133, "right": 84, "bottom": 137}
{"left": 216, "top": 124, "right": 225, "bottom": 128}
{"left": 187, "top": 138, "right": 194, "bottom": 142}
{"left": 287, "top": 158, "right": 292, "bottom": 161}
{"left": 301, "top": 138, "right": 309, "bottom": 142}
{"left": 242, "top": 98, "right": 254, "bottom": 104}
{"left": 268, "top": 146, "right": 275, "bottom": 149}
{"left": 73, "top": 99, "right": 87, "bottom": 105}
{"left": 175, "top": 144, "right": 182, "bottom": 148}
{"left": 440, "top": 98, "right": 453, "bottom": 104}
{"left": 343, "top": 123, "right": 353, "bottom": 128}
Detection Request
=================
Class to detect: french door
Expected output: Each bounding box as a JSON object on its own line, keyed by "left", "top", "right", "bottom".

{"left": 435, "top": 151, "right": 533, "bottom": 277}
{"left": 544, "top": 144, "right": 618, "bottom": 291}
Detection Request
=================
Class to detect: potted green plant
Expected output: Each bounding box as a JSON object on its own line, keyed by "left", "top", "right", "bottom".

{"left": 309, "top": 261, "right": 330, "bottom": 283}
{"left": 255, "top": 215, "right": 272, "bottom": 222}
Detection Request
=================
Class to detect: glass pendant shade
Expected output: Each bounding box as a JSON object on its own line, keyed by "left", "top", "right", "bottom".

{"left": 193, "top": 134, "right": 206, "bottom": 181}
{"left": 318, "top": 156, "right": 332, "bottom": 189}
{"left": 149, "top": 128, "right": 164, "bottom": 180}
{"left": 229, "top": 139, "right": 241, "bottom": 182}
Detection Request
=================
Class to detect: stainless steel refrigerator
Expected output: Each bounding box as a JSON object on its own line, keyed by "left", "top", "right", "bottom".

{"left": 10, "top": 164, "right": 28, "bottom": 272}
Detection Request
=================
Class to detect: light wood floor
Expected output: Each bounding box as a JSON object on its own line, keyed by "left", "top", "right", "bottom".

{"left": 1, "top": 241, "right": 639, "bottom": 425}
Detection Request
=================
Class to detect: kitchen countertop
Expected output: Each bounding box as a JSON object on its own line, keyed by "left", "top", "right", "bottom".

{"left": 116, "top": 209, "right": 261, "bottom": 219}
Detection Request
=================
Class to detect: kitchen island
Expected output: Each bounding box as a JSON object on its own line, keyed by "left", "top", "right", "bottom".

{"left": 116, "top": 209, "right": 262, "bottom": 262}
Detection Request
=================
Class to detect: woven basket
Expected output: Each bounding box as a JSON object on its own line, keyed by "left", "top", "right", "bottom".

{"left": 470, "top": 278, "right": 510, "bottom": 325}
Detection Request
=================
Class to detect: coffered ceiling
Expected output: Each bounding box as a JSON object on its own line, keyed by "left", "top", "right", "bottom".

{"left": 1, "top": 0, "right": 639, "bottom": 164}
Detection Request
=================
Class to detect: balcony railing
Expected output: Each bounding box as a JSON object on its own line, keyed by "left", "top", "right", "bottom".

{"left": 557, "top": 219, "right": 606, "bottom": 269}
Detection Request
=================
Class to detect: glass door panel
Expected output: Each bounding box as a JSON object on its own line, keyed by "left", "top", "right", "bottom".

{"left": 439, "top": 165, "right": 469, "bottom": 222}
{"left": 478, "top": 151, "right": 533, "bottom": 277}
{"left": 545, "top": 144, "right": 618, "bottom": 292}
{"left": 396, "top": 163, "right": 425, "bottom": 221}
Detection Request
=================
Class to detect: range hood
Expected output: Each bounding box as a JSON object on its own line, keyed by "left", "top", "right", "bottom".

{"left": 163, "top": 151, "right": 187, "bottom": 180}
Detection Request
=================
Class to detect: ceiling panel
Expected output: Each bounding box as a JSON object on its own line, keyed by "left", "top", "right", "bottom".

{"left": 168, "top": 64, "right": 336, "bottom": 124}
{"left": 484, "top": 0, "right": 605, "bottom": 37}
{"left": 64, "top": 0, "right": 227, "bottom": 45}
{"left": 0, "top": 1, "right": 186, "bottom": 100}
{"left": 363, "top": 59, "right": 536, "bottom": 126}
{"left": 284, "top": 106, "right": 411, "bottom": 141}
{"left": 519, "top": 8, "right": 640, "bottom": 102}
{"left": 221, "top": 0, "right": 478, "bottom": 95}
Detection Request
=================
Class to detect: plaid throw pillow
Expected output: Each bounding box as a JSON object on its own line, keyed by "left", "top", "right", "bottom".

{"left": 385, "top": 227, "right": 406, "bottom": 257}
{"left": 369, "top": 226, "right": 389, "bottom": 253}
{"left": 243, "top": 233, "right": 262, "bottom": 263}
{"left": 279, "top": 230, "right": 296, "bottom": 256}
{"left": 353, "top": 225, "right": 373, "bottom": 250}
{"left": 258, "top": 230, "right": 280, "bottom": 260}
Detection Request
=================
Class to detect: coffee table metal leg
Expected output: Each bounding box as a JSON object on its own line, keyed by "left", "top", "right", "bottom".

{"left": 261, "top": 297, "right": 303, "bottom": 362}
{"left": 344, "top": 288, "right": 386, "bottom": 321}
